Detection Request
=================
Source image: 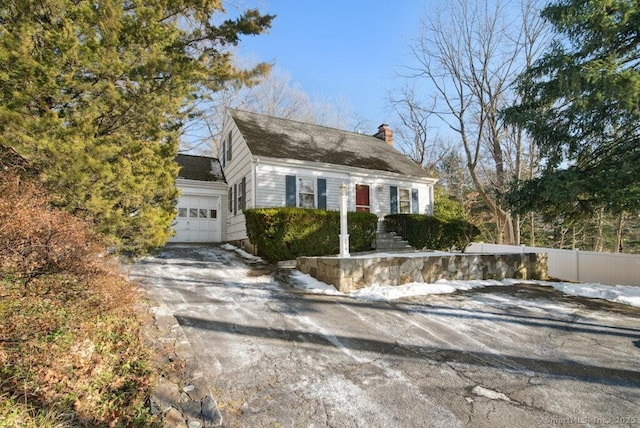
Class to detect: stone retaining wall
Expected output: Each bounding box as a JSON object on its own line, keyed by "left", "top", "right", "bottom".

{"left": 297, "top": 252, "right": 548, "bottom": 293}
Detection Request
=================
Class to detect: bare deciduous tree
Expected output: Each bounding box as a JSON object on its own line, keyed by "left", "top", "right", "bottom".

{"left": 388, "top": 85, "right": 449, "bottom": 175}
{"left": 183, "top": 65, "right": 356, "bottom": 156}
{"left": 403, "top": 0, "right": 548, "bottom": 244}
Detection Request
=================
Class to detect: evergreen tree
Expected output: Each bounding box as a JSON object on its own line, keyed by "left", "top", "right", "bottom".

{"left": 0, "top": 0, "right": 273, "bottom": 253}
{"left": 504, "top": 0, "right": 640, "bottom": 219}
{"left": 433, "top": 187, "right": 467, "bottom": 222}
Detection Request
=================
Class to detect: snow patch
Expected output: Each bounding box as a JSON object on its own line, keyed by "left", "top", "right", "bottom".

{"left": 549, "top": 282, "right": 640, "bottom": 308}
{"left": 348, "top": 281, "right": 485, "bottom": 301}
{"left": 288, "top": 268, "right": 640, "bottom": 308}
{"left": 290, "top": 271, "right": 343, "bottom": 295}
{"left": 221, "top": 243, "right": 263, "bottom": 262}
{"left": 471, "top": 385, "right": 512, "bottom": 402}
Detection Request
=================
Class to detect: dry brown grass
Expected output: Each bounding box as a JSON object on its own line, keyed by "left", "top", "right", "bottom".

{"left": 0, "top": 172, "right": 159, "bottom": 427}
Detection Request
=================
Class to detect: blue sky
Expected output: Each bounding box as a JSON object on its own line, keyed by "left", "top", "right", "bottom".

{"left": 235, "top": 0, "right": 428, "bottom": 130}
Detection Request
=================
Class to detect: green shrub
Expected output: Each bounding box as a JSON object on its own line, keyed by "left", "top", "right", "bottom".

{"left": 384, "top": 214, "right": 480, "bottom": 252}
{"left": 433, "top": 188, "right": 467, "bottom": 221}
{"left": 244, "top": 208, "right": 378, "bottom": 261}
{"left": 384, "top": 214, "right": 443, "bottom": 250}
{"left": 444, "top": 218, "right": 481, "bottom": 252}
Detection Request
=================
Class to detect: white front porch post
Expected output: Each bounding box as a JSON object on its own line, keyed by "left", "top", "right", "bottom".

{"left": 339, "top": 182, "right": 350, "bottom": 258}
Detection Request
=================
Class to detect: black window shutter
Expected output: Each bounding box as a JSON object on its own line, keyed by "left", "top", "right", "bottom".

{"left": 241, "top": 177, "right": 246, "bottom": 210}
{"left": 228, "top": 188, "right": 232, "bottom": 212}
{"left": 221, "top": 141, "right": 226, "bottom": 167}
{"left": 285, "top": 175, "right": 296, "bottom": 207}
{"left": 390, "top": 186, "right": 398, "bottom": 214}
{"left": 412, "top": 189, "right": 419, "bottom": 214}
{"left": 227, "top": 131, "right": 232, "bottom": 162}
{"left": 233, "top": 183, "right": 237, "bottom": 215}
{"left": 317, "top": 178, "right": 327, "bottom": 209}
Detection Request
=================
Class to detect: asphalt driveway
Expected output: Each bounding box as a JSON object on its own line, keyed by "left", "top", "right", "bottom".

{"left": 129, "top": 244, "right": 640, "bottom": 428}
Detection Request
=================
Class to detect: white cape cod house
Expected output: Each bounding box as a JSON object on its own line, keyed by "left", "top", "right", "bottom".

{"left": 170, "top": 109, "right": 437, "bottom": 248}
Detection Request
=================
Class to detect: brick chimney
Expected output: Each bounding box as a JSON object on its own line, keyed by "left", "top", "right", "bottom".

{"left": 374, "top": 124, "right": 393, "bottom": 146}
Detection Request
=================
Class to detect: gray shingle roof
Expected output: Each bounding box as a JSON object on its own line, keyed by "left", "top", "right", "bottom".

{"left": 230, "top": 109, "right": 431, "bottom": 178}
{"left": 176, "top": 154, "right": 225, "bottom": 182}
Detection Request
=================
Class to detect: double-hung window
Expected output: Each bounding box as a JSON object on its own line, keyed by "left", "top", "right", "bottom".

{"left": 298, "top": 177, "right": 315, "bottom": 208}
{"left": 390, "top": 186, "right": 419, "bottom": 214}
{"left": 286, "top": 175, "right": 327, "bottom": 209}
{"left": 399, "top": 188, "right": 411, "bottom": 214}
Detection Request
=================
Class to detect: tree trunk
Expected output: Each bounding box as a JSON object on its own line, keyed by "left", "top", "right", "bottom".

{"left": 594, "top": 208, "right": 604, "bottom": 252}
{"left": 615, "top": 212, "right": 624, "bottom": 253}
{"left": 513, "top": 214, "right": 521, "bottom": 246}
{"left": 529, "top": 212, "right": 535, "bottom": 247}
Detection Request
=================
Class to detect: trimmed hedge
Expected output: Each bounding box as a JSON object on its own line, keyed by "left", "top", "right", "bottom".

{"left": 244, "top": 208, "right": 378, "bottom": 262}
{"left": 384, "top": 214, "right": 480, "bottom": 252}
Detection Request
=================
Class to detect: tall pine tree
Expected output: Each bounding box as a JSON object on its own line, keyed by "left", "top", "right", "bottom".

{"left": 0, "top": 1, "right": 273, "bottom": 253}
{"left": 504, "top": 0, "right": 640, "bottom": 220}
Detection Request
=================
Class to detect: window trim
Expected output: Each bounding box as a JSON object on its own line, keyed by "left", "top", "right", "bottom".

{"left": 399, "top": 188, "right": 411, "bottom": 214}
{"left": 297, "top": 176, "right": 316, "bottom": 209}
{"left": 286, "top": 175, "right": 327, "bottom": 209}
{"left": 390, "top": 186, "right": 418, "bottom": 214}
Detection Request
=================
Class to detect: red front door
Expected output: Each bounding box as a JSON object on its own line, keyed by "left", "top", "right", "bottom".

{"left": 355, "top": 184, "right": 370, "bottom": 212}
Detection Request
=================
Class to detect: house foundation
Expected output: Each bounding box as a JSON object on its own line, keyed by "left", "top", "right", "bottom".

{"left": 297, "top": 252, "right": 548, "bottom": 293}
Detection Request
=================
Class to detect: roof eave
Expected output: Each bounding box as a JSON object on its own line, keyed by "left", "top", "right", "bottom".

{"left": 254, "top": 156, "right": 438, "bottom": 184}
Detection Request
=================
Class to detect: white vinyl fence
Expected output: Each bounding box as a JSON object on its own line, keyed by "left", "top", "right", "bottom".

{"left": 467, "top": 242, "right": 640, "bottom": 286}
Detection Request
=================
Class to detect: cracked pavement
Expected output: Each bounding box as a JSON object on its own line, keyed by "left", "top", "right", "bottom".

{"left": 128, "top": 244, "right": 640, "bottom": 427}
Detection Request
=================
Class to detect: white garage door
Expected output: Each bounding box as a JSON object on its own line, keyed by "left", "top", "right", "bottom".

{"left": 171, "top": 195, "right": 221, "bottom": 243}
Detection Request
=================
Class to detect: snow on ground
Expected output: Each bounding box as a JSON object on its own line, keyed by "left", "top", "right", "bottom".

{"left": 500, "top": 278, "right": 640, "bottom": 308}
{"left": 471, "top": 386, "right": 513, "bottom": 402}
{"left": 349, "top": 279, "right": 505, "bottom": 301}
{"left": 289, "top": 265, "right": 640, "bottom": 308}
{"left": 221, "top": 243, "right": 262, "bottom": 261}
{"left": 220, "top": 245, "right": 640, "bottom": 308}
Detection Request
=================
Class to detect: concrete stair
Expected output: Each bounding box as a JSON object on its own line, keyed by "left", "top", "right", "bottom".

{"left": 374, "top": 221, "right": 413, "bottom": 251}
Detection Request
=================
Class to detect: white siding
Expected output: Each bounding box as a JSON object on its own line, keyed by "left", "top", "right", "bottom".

{"left": 324, "top": 176, "right": 344, "bottom": 210}
{"left": 220, "top": 112, "right": 254, "bottom": 242}
{"left": 254, "top": 159, "right": 435, "bottom": 218}
{"left": 255, "top": 163, "right": 350, "bottom": 210}
{"left": 255, "top": 164, "right": 288, "bottom": 207}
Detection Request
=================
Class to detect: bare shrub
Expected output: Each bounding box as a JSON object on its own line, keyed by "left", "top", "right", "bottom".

{"left": 0, "top": 173, "right": 104, "bottom": 284}
{"left": 0, "top": 171, "right": 157, "bottom": 425}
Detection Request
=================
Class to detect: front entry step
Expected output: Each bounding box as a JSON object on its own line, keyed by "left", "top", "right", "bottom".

{"left": 374, "top": 220, "right": 413, "bottom": 251}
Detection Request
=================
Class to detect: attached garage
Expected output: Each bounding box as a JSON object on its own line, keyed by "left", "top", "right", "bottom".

{"left": 169, "top": 154, "right": 227, "bottom": 244}
{"left": 173, "top": 194, "right": 221, "bottom": 243}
